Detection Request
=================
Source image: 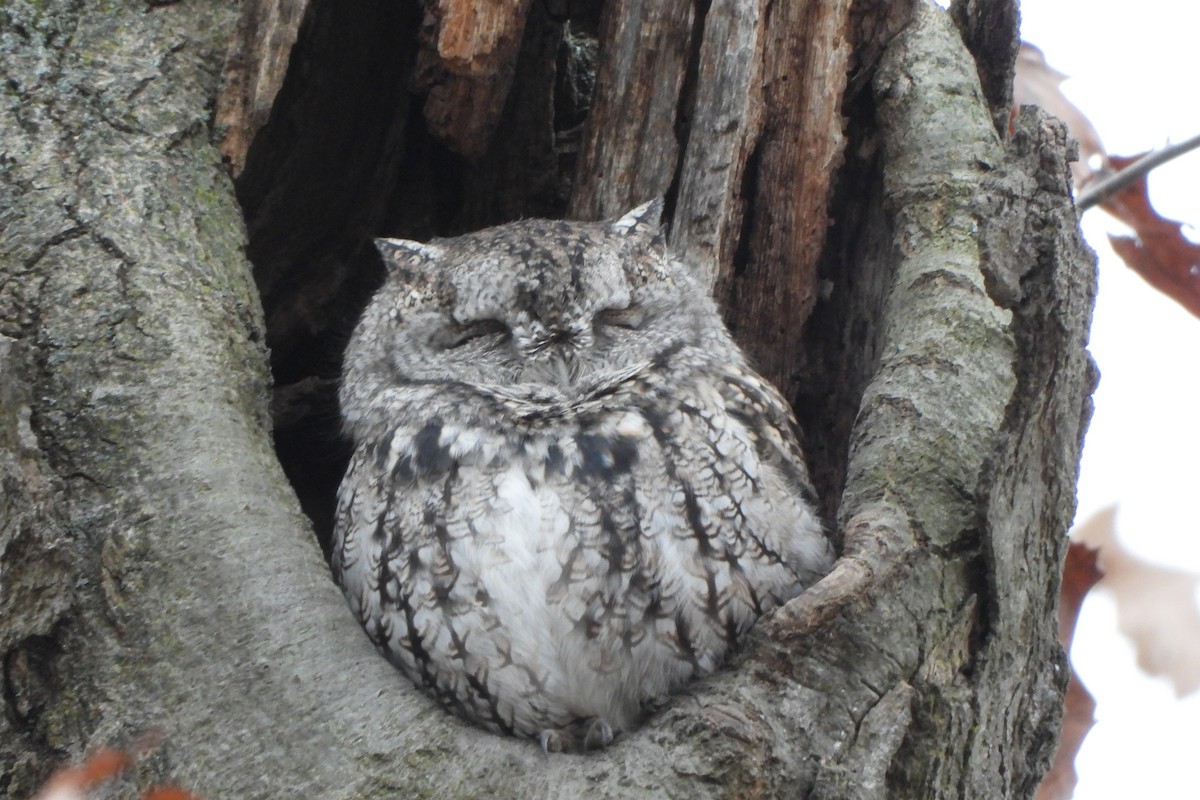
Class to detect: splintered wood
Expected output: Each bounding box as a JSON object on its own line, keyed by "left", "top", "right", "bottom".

{"left": 570, "top": 0, "right": 861, "bottom": 396}
{"left": 216, "top": 0, "right": 310, "bottom": 176}
{"left": 417, "top": 0, "right": 535, "bottom": 158}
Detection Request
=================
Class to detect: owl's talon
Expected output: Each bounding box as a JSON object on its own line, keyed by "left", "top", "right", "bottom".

{"left": 539, "top": 728, "right": 565, "bottom": 754}
{"left": 537, "top": 718, "right": 614, "bottom": 753}
{"left": 583, "top": 717, "right": 614, "bottom": 750}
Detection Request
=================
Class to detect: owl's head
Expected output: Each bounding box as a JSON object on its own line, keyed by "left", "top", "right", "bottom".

{"left": 342, "top": 200, "right": 729, "bottom": 418}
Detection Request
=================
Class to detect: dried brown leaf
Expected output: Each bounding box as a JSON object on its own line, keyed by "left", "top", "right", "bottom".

{"left": 32, "top": 732, "right": 198, "bottom": 800}
{"left": 1059, "top": 542, "right": 1103, "bottom": 650}
{"left": 1075, "top": 506, "right": 1200, "bottom": 696}
{"left": 1016, "top": 45, "right": 1200, "bottom": 317}
{"left": 1100, "top": 155, "right": 1200, "bottom": 319}
{"left": 141, "top": 788, "right": 200, "bottom": 800}
{"left": 1037, "top": 542, "right": 1103, "bottom": 800}
{"left": 1038, "top": 667, "right": 1097, "bottom": 800}
{"left": 33, "top": 747, "right": 133, "bottom": 800}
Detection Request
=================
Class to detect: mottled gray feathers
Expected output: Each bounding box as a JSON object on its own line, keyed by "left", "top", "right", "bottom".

{"left": 333, "top": 205, "right": 833, "bottom": 751}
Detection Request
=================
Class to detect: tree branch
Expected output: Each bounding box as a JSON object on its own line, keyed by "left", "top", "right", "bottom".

{"left": 1076, "top": 133, "right": 1200, "bottom": 211}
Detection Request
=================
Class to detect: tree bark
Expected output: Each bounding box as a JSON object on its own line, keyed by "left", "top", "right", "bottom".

{"left": 0, "top": 0, "right": 1094, "bottom": 797}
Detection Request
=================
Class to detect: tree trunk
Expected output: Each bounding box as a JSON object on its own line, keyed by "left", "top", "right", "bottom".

{"left": 0, "top": 0, "right": 1094, "bottom": 797}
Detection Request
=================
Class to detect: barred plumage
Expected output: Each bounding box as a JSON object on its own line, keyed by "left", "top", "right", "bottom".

{"left": 332, "top": 201, "right": 833, "bottom": 751}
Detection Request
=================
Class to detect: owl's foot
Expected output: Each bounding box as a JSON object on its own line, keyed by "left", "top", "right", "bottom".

{"left": 537, "top": 717, "right": 615, "bottom": 753}
{"left": 584, "top": 717, "right": 615, "bottom": 750}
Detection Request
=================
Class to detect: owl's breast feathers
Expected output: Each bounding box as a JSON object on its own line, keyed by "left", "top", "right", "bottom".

{"left": 332, "top": 358, "right": 831, "bottom": 747}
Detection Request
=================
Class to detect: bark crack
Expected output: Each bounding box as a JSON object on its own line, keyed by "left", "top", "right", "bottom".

{"left": 665, "top": 0, "right": 714, "bottom": 223}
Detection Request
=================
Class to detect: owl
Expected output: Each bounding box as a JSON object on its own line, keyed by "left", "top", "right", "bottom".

{"left": 331, "top": 200, "right": 834, "bottom": 752}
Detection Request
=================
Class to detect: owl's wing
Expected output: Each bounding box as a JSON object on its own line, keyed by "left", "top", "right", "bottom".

{"left": 716, "top": 366, "right": 822, "bottom": 514}
{"left": 330, "top": 443, "right": 400, "bottom": 648}
{"left": 668, "top": 364, "right": 834, "bottom": 591}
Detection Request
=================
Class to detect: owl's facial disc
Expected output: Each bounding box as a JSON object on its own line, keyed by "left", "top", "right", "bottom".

{"left": 381, "top": 215, "right": 690, "bottom": 393}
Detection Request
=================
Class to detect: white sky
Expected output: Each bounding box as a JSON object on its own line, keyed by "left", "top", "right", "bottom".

{"left": 1019, "top": 1, "right": 1200, "bottom": 798}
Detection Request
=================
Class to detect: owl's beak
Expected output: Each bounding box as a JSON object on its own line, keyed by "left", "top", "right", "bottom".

{"left": 548, "top": 351, "right": 577, "bottom": 388}
{"left": 521, "top": 324, "right": 585, "bottom": 388}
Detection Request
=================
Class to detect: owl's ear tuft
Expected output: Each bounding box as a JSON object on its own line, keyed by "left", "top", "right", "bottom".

{"left": 374, "top": 238, "right": 444, "bottom": 273}
{"left": 611, "top": 198, "right": 664, "bottom": 240}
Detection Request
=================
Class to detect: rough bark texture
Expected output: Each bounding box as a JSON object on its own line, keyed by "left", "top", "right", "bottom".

{"left": 567, "top": 0, "right": 696, "bottom": 224}
{"left": 0, "top": 0, "right": 1094, "bottom": 797}
{"left": 716, "top": 0, "right": 851, "bottom": 400}
{"left": 0, "top": 336, "right": 74, "bottom": 789}
{"left": 570, "top": 0, "right": 856, "bottom": 399}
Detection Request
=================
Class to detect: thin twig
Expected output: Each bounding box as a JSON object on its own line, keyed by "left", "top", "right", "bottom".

{"left": 1076, "top": 132, "right": 1200, "bottom": 212}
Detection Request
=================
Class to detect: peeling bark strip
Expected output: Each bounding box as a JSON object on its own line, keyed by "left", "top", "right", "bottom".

{"left": 669, "top": 0, "right": 766, "bottom": 285}
{"left": 415, "top": 0, "right": 536, "bottom": 158}
{"left": 571, "top": 0, "right": 854, "bottom": 396}
{"left": 431, "top": 0, "right": 529, "bottom": 70}
{"left": 569, "top": 0, "right": 698, "bottom": 221}
{"left": 216, "top": 0, "right": 313, "bottom": 176}
{"left": 219, "top": 0, "right": 537, "bottom": 167}
{"left": 1, "top": 0, "right": 1093, "bottom": 796}
{"left": 720, "top": 0, "right": 852, "bottom": 400}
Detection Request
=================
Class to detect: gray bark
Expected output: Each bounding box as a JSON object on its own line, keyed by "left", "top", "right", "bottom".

{"left": 0, "top": 0, "right": 1093, "bottom": 798}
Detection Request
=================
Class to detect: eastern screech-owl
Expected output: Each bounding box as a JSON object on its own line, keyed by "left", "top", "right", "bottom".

{"left": 332, "top": 200, "right": 833, "bottom": 751}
